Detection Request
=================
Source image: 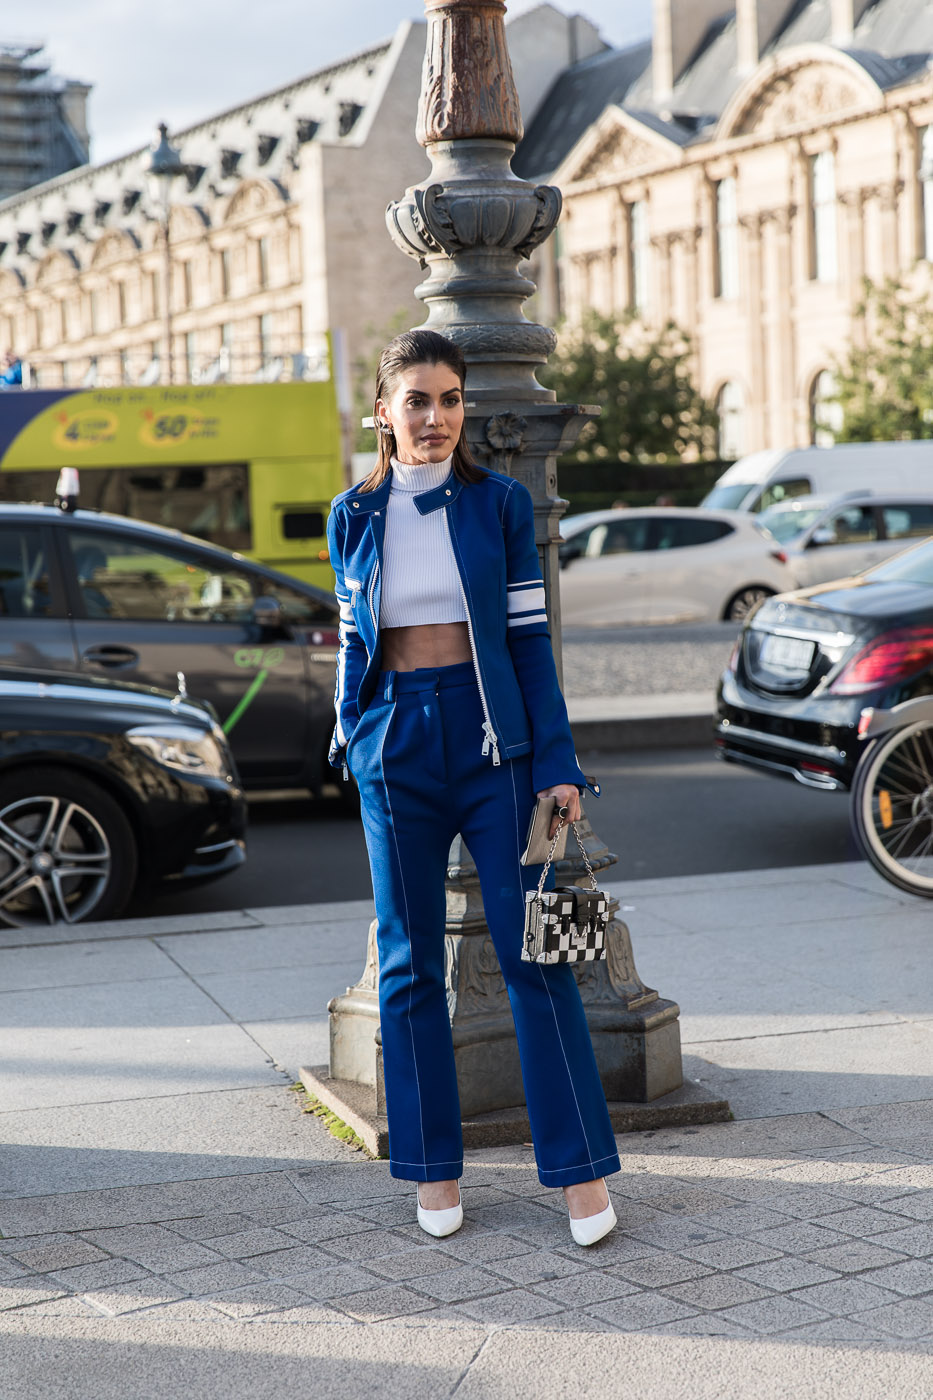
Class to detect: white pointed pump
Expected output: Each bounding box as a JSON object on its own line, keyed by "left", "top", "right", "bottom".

{"left": 417, "top": 1185, "right": 463, "bottom": 1239}
{"left": 569, "top": 1190, "right": 617, "bottom": 1248}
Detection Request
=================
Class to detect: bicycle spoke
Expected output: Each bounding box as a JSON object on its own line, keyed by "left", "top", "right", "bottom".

{"left": 878, "top": 754, "right": 926, "bottom": 793}
{"left": 909, "top": 732, "right": 933, "bottom": 789}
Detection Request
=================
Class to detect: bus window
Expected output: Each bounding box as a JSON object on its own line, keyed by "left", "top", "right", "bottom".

{"left": 0, "top": 464, "right": 251, "bottom": 552}
{"left": 282, "top": 509, "right": 325, "bottom": 540}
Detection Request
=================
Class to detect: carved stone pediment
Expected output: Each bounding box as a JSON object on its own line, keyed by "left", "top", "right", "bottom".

{"left": 574, "top": 125, "right": 659, "bottom": 182}
{"left": 737, "top": 65, "right": 865, "bottom": 137}
{"left": 89, "top": 229, "right": 138, "bottom": 268}
{"left": 35, "top": 249, "right": 80, "bottom": 286}
{"left": 0, "top": 267, "right": 25, "bottom": 297}
{"left": 223, "top": 178, "right": 285, "bottom": 225}
{"left": 167, "top": 204, "right": 211, "bottom": 240}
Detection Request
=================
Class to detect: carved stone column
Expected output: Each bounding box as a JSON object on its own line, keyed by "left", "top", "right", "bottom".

{"left": 304, "top": 0, "right": 728, "bottom": 1153}
{"left": 740, "top": 212, "right": 767, "bottom": 450}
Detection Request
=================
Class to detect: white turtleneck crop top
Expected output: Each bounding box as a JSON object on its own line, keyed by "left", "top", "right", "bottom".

{"left": 379, "top": 456, "right": 469, "bottom": 629}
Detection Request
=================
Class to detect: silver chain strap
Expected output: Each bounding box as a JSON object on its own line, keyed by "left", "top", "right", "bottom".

{"left": 535, "top": 814, "right": 599, "bottom": 900}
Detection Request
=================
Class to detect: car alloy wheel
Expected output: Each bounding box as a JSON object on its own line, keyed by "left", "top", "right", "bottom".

{"left": 0, "top": 795, "right": 113, "bottom": 927}
{"left": 726, "top": 587, "right": 774, "bottom": 622}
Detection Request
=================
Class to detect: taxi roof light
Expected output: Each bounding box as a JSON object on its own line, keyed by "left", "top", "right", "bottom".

{"left": 55, "top": 467, "right": 80, "bottom": 513}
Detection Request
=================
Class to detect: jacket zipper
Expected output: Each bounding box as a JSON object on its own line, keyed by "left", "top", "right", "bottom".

{"left": 445, "top": 512, "right": 500, "bottom": 765}
{"left": 341, "top": 578, "right": 369, "bottom": 782}
{"left": 367, "top": 564, "right": 379, "bottom": 632}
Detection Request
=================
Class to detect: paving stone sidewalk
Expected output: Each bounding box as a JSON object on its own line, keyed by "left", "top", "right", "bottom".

{"left": 1, "top": 1103, "right": 931, "bottom": 1348}
{"left": 1, "top": 861, "right": 931, "bottom": 1397}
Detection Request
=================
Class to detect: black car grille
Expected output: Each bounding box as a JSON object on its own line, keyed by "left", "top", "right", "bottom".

{"left": 721, "top": 702, "right": 829, "bottom": 751}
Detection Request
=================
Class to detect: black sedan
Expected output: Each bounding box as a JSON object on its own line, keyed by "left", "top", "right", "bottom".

{"left": 0, "top": 503, "right": 341, "bottom": 796}
{"left": 0, "top": 667, "right": 246, "bottom": 927}
{"left": 715, "top": 538, "right": 933, "bottom": 791}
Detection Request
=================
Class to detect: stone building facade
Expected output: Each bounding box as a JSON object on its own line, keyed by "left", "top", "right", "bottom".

{"left": 0, "top": 7, "right": 603, "bottom": 398}
{"left": 519, "top": 0, "right": 933, "bottom": 455}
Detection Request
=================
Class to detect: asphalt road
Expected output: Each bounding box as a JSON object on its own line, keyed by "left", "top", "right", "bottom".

{"left": 129, "top": 746, "right": 857, "bottom": 919}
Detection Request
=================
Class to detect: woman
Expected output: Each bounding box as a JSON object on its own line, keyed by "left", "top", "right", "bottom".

{"left": 327, "top": 329, "right": 620, "bottom": 1246}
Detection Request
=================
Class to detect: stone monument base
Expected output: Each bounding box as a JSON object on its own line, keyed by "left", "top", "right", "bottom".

{"left": 299, "top": 1063, "right": 731, "bottom": 1161}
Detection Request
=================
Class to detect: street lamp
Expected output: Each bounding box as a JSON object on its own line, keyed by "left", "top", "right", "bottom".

{"left": 145, "top": 122, "right": 185, "bottom": 385}
{"left": 305, "top": 0, "right": 727, "bottom": 1153}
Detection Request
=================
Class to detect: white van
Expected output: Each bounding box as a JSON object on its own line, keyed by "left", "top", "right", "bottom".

{"left": 701, "top": 442, "right": 933, "bottom": 513}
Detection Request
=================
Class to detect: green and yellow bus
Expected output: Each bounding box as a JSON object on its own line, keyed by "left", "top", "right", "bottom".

{"left": 0, "top": 373, "right": 344, "bottom": 587}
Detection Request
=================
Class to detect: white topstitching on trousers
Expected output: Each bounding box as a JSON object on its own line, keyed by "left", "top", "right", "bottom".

{"left": 378, "top": 700, "right": 428, "bottom": 1172}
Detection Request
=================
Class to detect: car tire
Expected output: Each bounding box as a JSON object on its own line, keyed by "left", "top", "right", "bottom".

{"left": 724, "top": 586, "right": 774, "bottom": 622}
{"left": 850, "top": 723, "right": 933, "bottom": 899}
{"left": 0, "top": 768, "right": 138, "bottom": 928}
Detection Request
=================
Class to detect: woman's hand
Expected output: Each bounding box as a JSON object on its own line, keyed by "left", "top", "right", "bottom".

{"left": 537, "top": 783, "right": 582, "bottom": 837}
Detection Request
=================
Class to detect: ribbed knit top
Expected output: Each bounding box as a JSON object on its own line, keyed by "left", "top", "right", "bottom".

{"left": 379, "top": 456, "right": 468, "bottom": 628}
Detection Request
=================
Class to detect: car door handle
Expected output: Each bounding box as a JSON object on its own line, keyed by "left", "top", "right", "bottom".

{"left": 82, "top": 645, "right": 139, "bottom": 669}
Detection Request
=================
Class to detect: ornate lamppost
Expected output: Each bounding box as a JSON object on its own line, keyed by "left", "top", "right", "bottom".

{"left": 304, "top": 0, "right": 728, "bottom": 1151}
{"left": 145, "top": 123, "right": 185, "bottom": 386}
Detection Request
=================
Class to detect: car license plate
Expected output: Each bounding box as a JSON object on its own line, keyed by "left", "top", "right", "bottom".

{"left": 761, "top": 633, "right": 815, "bottom": 671}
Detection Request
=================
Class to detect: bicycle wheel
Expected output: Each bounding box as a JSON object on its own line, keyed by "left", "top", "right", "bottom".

{"left": 851, "top": 721, "right": 933, "bottom": 897}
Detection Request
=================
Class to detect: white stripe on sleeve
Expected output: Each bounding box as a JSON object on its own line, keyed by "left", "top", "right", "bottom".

{"left": 507, "top": 586, "right": 545, "bottom": 615}
{"left": 508, "top": 612, "right": 548, "bottom": 628}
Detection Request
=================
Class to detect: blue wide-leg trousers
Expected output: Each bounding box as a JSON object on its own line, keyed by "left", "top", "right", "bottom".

{"left": 347, "top": 660, "right": 621, "bottom": 1188}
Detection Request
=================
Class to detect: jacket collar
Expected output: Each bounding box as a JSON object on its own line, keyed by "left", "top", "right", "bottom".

{"left": 345, "top": 470, "right": 463, "bottom": 516}
{"left": 345, "top": 477, "right": 391, "bottom": 515}
{"left": 414, "top": 470, "right": 463, "bottom": 514}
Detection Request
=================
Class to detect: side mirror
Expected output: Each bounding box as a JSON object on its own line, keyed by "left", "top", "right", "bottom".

{"left": 253, "top": 595, "right": 284, "bottom": 631}
{"left": 809, "top": 527, "right": 837, "bottom": 547}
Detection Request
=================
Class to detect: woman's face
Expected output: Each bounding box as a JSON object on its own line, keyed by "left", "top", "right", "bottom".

{"left": 377, "top": 361, "right": 465, "bottom": 466}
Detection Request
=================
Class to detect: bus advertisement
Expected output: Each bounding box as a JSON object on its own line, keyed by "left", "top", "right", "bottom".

{"left": 0, "top": 373, "right": 343, "bottom": 587}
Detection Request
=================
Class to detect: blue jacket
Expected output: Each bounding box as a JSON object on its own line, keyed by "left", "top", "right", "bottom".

{"left": 327, "top": 464, "right": 594, "bottom": 796}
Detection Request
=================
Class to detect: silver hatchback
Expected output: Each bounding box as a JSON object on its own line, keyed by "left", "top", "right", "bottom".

{"left": 759, "top": 493, "right": 933, "bottom": 589}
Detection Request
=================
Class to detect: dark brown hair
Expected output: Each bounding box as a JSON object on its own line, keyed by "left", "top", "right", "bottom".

{"left": 359, "top": 328, "right": 486, "bottom": 492}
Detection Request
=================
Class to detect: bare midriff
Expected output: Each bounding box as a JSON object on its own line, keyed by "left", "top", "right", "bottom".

{"left": 381, "top": 622, "right": 472, "bottom": 672}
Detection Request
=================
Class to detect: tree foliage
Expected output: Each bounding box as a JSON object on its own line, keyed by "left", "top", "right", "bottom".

{"left": 538, "top": 310, "right": 718, "bottom": 463}
{"left": 831, "top": 277, "right": 933, "bottom": 441}
{"left": 351, "top": 308, "right": 412, "bottom": 453}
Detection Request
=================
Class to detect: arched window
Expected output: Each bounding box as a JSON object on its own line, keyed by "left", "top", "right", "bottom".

{"left": 810, "top": 370, "right": 843, "bottom": 447}
{"left": 717, "top": 381, "right": 745, "bottom": 460}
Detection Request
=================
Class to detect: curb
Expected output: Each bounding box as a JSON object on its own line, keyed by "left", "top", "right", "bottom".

{"left": 568, "top": 692, "right": 715, "bottom": 752}
{"left": 301, "top": 1066, "right": 731, "bottom": 1158}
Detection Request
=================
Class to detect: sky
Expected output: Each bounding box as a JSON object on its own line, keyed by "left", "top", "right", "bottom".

{"left": 27, "top": 0, "right": 654, "bottom": 165}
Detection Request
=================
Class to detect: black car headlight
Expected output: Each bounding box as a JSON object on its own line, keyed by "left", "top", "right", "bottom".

{"left": 126, "top": 724, "right": 229, "bottom": 778}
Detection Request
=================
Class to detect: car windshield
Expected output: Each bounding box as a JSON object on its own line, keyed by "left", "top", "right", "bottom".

{"left": 700, "top": 482, "right": 756, "bottom": 511}
{"left": 864, "top": 537, "right": 933, "bottom": 588}
{"left": 757, "top": 502, "right": 827, "bottom": 543}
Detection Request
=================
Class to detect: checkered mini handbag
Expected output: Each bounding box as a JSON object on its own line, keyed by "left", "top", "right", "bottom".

{"left": 522, "top": 814, "right": 610, "bottom": 965}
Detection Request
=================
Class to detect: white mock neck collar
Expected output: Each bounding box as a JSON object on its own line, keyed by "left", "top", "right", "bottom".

{"left": 390, "top": 455, "right": 452, "bottom": 494}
